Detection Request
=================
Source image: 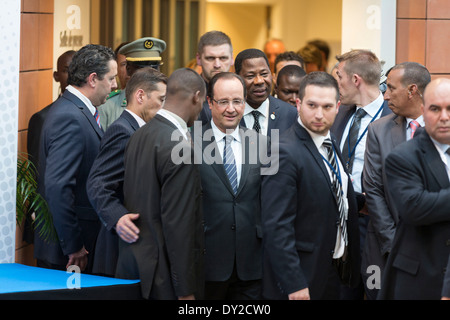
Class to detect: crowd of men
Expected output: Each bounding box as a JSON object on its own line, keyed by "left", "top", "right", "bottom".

{"left": 27, "top": 30, "right": 450, "bottom": 301}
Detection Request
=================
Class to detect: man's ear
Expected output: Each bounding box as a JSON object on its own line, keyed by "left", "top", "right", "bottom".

{"left": 87, "top": 72, "right": 98, "bottom": 88}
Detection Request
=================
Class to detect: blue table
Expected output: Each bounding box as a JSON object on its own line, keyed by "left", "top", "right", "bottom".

{"left": 0, "top": 263, "right": 141, "bottom": 299}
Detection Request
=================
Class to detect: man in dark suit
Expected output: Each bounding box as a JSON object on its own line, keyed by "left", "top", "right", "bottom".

{"left": 35, "top": 44, "right": 117, "bottom": 273}
{"left": 27, "top": 50, "right": 76, "bottom": 172}
{"left": 24, "top": 50, "right": 75, "bottom": 244}
{"left": 262, "top": 72, "right": 361, "bottom": 300}
{"left": 196, "top": 31, "right": 234, "bottom": 125}
{"left": 115, "top": 68, "right": 206, "bottom": 300}
{"left": 378, "top": 78, "right": 450, "bottom": 300}
{"left": 195, "top": 72, "right": 267, "bottom": 299}
{"left": 234, "top": 48, "right": 297, "bottom": 139}
{"left": 331, "top": 49, "right": 391, "bottom": 299}
{"left": 362, "top": 62, "right": 431, "bottom": 299}
{"left": 86, "top": 67, "right": 167, "bottom": 277}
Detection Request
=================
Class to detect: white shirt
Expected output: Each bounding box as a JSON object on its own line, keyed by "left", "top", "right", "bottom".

{"left": 125, "top": 109, "right": 146, "bottom": 127}
{"left": 405, "top": 115, "right": 425, "bottom": 141}
{"left": 298, "top": 117, "right": 348, "bottom": 258}
{"left": 66, "top": 85, "right": 96, "bottom": 116}
{"left": 430, "top": 137, "right": 450, "bottom": 182}
{"left": 340, "top": 92, "right": 384, "bottom": 193}
{"left": 242, "top": 98, "right": 270, "bottom": 136}
{"left": 210, "top": 120, "right": 242, "bottom": 187}
{"left": 157, "top": 108, "right": 189, "bottom": 140}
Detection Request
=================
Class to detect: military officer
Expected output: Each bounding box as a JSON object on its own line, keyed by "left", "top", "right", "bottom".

{"left": 98, "top": 37, "right": 167, "bottom": 130}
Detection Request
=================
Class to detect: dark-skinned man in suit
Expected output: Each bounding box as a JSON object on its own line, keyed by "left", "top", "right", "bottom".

{"left": 234, "top": 48, "right": 297, "bottom": 139}
{"left": 116, "top": 68, "right": 206, "bottom": 300}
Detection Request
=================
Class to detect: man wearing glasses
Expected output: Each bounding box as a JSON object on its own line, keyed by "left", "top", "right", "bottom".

{"left": 196, "top": 72, "right": 267, "bottom": 300}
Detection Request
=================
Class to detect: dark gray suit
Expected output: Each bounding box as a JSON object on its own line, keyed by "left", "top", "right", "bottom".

{"left": 378, "top": 130, "right": 450, "bottom": 299}
{"left": 116, "top": 114, "right": 204, "bottom": 300}
{"left": 196, "top": 122, "right": 266, "bottom": 298}
{"left": 87, "top": 110, "right": 140, "bottom": 277}
{"left": 361, "top": 113, "right": 408, "bottom": 298}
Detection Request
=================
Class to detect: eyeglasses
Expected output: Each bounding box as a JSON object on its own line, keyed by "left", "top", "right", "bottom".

{"left": 212, "top": 99, "right": 245, "bottom": 108}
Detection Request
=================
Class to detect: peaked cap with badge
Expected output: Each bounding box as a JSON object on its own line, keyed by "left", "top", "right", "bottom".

{"left": 119, "top": 37, "right": 166, "bottom": 69}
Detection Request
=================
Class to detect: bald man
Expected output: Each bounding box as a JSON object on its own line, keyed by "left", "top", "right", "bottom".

{"left": 378, "top": 78, "right": 450, "bottom": 300}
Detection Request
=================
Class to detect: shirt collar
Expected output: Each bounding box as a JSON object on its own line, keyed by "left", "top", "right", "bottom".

{"left": 66, "top": 85, "right": 96, "bottom": 116}
{"left": 244, "top": 98, "right": 269, "bottom": 118}
{"left": 210, "top": 119, "right": 241, "bottom": 143}
{"left": 297, "top": 116, "right": 330, "bottom": 149}
{"left": 358, "top": 92, "right": 384, "bottom": 118}
{"left": 406, "top": 115, "right": 425, "bottom": 128}
{"left": 125, "top": 109, "right": 146, "bottom": 127}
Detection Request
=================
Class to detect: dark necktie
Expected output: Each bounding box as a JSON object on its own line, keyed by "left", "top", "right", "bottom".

{"left": 323, "top": 138, "right": 347, "bottom": 246}
{"left": 223, "top": 135, "right": 238, "bottom": 194}
{"left": 342, "top": 108, "right": 366, "bottom": 173}
{"left": 251, "top": 110, "right": 261, "bottom": 133}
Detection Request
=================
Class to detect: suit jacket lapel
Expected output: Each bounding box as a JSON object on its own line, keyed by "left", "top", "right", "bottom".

{"left": 64, "top": 91, "right": 104, "bottom": 138}
{"left": 121, "top": 109, "right": 141, "bottom": 132}
{"left": 267, "top": 96, "right": 279, "bottom": 133}
{"left": 421, "top": 131, "right": 450, "bottom": 188}
{"left": 201, "top": 123, "right": 237, "bottom": 195}
{"left": 294, "top": 124, "right": 335, "bottom": 198}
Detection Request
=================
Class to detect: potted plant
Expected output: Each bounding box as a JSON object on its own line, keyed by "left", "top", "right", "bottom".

{"left": 16, "top": 152, "right": 57, "bottom": 242}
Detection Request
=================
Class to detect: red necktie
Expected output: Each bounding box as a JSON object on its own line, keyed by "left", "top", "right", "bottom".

{"left": 409, "top": 120, "right": 420, "bottom": 139}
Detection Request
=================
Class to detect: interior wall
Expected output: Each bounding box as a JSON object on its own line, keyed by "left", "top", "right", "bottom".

{"left": 205, "top": 0, "right": 343, "bottom": 71}
{"left": 205, "top": 2, "right": 268, "bottom": 58}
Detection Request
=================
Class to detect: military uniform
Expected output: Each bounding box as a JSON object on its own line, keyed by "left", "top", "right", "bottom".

{"left": 97, "top": 37, "right": 167, "bottom": 130}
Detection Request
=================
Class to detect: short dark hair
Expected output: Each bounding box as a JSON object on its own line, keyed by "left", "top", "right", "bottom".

{"left": 208, "top": 72, "right": 246, "bottom": 100}
{"left": 234, "top": 48, "right": 269, "bottom": 75}
{"left": 274, "top": 51, "right": 305, "bottom": 73}
{"left": 68, "top": 44, "right": 116, "bottom": 87}
{"left": 125, "top": 67, "right": 168, "bottom": 102}
{"left": 276, "top": 65, "right": 306, "bottom": 86}
{"left": 391, "top": 62, "right": 431, "bottom": 94}
{"left": 166, "top": 68, "right": 206, "bottom": 98}
{"left": 197, "top": 30, "right": 232, "bottom": 54}
{"left": 299, "top": 71, "right": 339, "bottom": 101}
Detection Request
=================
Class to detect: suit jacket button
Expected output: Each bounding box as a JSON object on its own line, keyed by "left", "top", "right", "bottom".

{"left": 231, "top": 224, "right": 236, "bottom": 230}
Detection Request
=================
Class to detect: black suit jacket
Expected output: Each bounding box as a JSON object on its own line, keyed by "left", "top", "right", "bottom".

{"left": 27, "top": 103, "right": 54, "bottom": 171}
{"left": 86, "top": 110, "right": 140, "bottom": 276}
{"left": 378, "top": 130, "right": 450, "bottom": 300}
{"left": 196, "top": 122, "right": 266, "bottom": 282}
{"left": 35, "top": 90, "right": 103, "bottom": 269}
{"left": 116, "top": 114, "right": 204, "bottom": 300}
{"left": 240, "top": 95, "right": 297, "bottom": 138}
{"left": 261, "top": 122, "right": 361, "bottom": 300}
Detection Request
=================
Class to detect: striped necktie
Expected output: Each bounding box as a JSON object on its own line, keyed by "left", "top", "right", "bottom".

{"left": 223, "top": 135, "right": 238, "bottom": 194}
{"left": 323, "top": 138, "right": 347, "bottom": 246}
{"left": 94, "top": 108, "right": 101, "bottom": 128}
{"left": 409, "top": 120, "right": 420, "bottom": 139}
